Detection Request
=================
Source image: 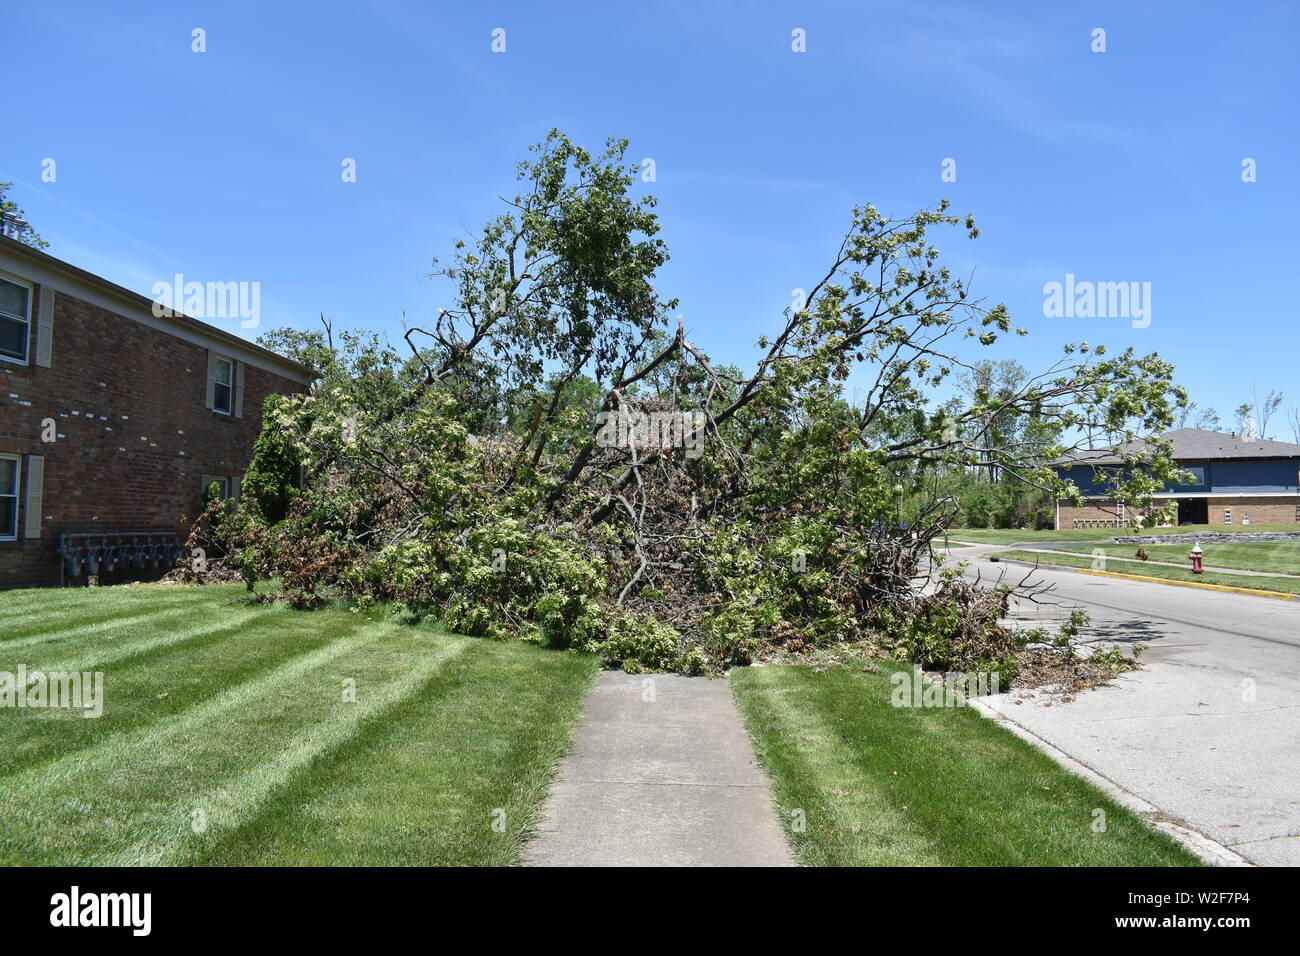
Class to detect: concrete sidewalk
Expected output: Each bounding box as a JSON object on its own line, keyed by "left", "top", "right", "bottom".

{"left": 523, "top": 671, "right": 796, "bottom": 867}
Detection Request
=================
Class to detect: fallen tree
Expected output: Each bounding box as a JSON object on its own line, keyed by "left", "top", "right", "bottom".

{"left": 221, "top": 131, "right": 1184, "bottom": 681}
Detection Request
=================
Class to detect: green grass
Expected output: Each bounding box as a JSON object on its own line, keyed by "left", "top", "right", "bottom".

{"left": 946, "top": 528, "right": 1115, "bottom": 545}
{"left": 948, "top": 523, "right": 1299, "bottom": 546}
{"left": 0, "top": 583, "right": 598, "bottom": 865}
{"left": 1052, "top": 539, "right": 1300, "bottom": 576}
{"left": 994, "top": 549, "right": 1300, "bottom": 595}
{"left": 731, "top": 665, "right": 1200, "bottom": 866}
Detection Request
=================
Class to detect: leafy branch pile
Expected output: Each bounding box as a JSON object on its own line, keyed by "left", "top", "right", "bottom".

{"left": 211, "top": 131, "right": 1185, "bottom": 679}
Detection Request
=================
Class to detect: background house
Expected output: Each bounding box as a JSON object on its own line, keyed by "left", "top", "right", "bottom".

{"left": 0, "top": 235, "right": 312, "bottom": 588}
{"left": 1051, "top": 428, "right": 1300, "bottom": 529}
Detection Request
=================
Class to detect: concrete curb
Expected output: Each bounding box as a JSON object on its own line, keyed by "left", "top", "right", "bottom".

{"left": 921, "top": 670, "right": 1252, "bottom": 867}
{"left": 992, "top": 556, "right": 1298, "bottom": 602}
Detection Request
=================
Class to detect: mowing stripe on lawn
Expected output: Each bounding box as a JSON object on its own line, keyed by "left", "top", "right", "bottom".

{"left": 27, "top": 607, "right": 265, "bottom": 674}
{"left": 0, "top": 605, "right": 367, "bottom": 780}
{"left": 0, "top": 587, "right": 205, "bottom": 624}
{"left": 112, "top": 634, "right": 474, "bottom": 865}
{"left": 191, "top": 638, "right": 599, "bottom": 866}
{"left": 0, "top": 589, "right": 180, "bottom": 624}
{"left": 0, "top": 602, "right": 208, "bottom": 655}
{"left": 0, "top": 592, "right": 204, "bottom": 637}
{"left": 0, "top": 619, "right": 404, "bottom": 863}
{"left": 731, "top": 665, "right": 1201, "bottom": 866}
{"left": 0, "top": 584, "right": 602, "bottom": 866}
{"left": 800, "top": 670, "right": 1036, "bottom": 865}
{"left": 734, "top": 667, "right": 945, "bottom": 865}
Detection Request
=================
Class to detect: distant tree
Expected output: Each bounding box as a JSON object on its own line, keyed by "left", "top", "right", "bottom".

{"left": 1250, "top": 387, "right": 1284, "bottom": 439}
{"left": 0, "top": 182, "right": 48, "bottom": 249}
{"left": 1234, "top": 402, "right": 1255, "bottom": 436}
{"left": 954, "top": 359, "right": 1028, "bottom": 481}
{"left": 1288, "top": 406, "right": 1300, "bottom": 445}
{"left": 1175, "top": 401, "right": 1220, "bottom": 431}
{"left": 506, "top": 372, "right": 604, "bottom": 450}
{"left": 256, "top": 315, "right": 336, "bottom": 381}
{"left": 257, "top": 314, "right": 405, "bottom": 396}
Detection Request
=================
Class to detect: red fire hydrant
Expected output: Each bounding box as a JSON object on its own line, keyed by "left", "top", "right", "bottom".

{"left": 1189, "top": 543, "right": 1204, "bottom": 574}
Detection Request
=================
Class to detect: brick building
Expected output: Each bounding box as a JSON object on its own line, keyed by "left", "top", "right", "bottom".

{"left": 0, "top": 234, "right": 313, "bottom": 588}
{"left": 1051, "top": 428, "right": 1300, "bottom": 530}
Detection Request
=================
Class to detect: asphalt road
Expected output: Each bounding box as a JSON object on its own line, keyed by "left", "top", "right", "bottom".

{"left": 946, "top": 543, "right": 1300, "bottom": 866}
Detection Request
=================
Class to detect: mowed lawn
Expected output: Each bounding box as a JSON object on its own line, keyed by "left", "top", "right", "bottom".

{"left": 946, "top": 528, "right": 1116, "bottom": 545}
{"left": 948, "top": 524, "right": 1299, "bottom": 546}
{"left": 731, "top": 666, "right": 1200, "bottom": 866}
{"left": 1054, "top": 538, "right": 1300, "bottom": 576}
{"left": 994, "top": 549, "right": 1300, "bottom": 595}
{"left": 0, "top": 583, "right": 598, "bottom": 865}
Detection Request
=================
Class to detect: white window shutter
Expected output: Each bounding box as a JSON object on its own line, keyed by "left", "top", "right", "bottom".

{"left": 24, "top": 455, "right": 44, "bottom": 539}
{"left": 205, "top": 350, "right": 217, "bottom": 409}
{"left": 231, "top": 474, "right": 242, "bottom": 501}
{"left": 35, "top": 288, "right": 54, "bottom": 367}
{"left": 234, "top": 361, "right": 246, "bottom": 418}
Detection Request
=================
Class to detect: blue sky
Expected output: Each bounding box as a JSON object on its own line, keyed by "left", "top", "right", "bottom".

{"left": 3, "top": 0, "right": 1297, "bottom": 435}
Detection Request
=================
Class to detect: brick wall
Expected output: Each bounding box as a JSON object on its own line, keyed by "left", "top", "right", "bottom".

{"left": 1055, "top": 501, "right": 1129, "bottom": 529}
{"left": 0, "top": 285, "right": 306, "bottom": 588}
{"left": 1205, "top": 497, "right": 1300, "bottom": 526}
{"left": 1056, "top": 497, "right": 1300, "bottom": 530}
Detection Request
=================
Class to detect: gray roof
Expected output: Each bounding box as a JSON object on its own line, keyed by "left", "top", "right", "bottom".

{"left": 1051, "top": 428, "right": 1300, "bottom": 467}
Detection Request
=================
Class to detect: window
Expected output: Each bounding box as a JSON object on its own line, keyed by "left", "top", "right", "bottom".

{"left": 1185, "top": 466, "right": 1206, "bottom": 486}
{"left": 0, "top": 274, "right": 32, "bottom": 364}
{"left": 202, "top": 476, "right": 230, "bottom": 500}
{"left": 1224, "top": 509, "right": 1232, "bottom": 525}
{"left": 201, "top": 475, "right": 232, "bottom": 502}
{"left": 212, "top": 357, "right": 233, "bottom": 414}
{"left": 0, "top": 455, "right": 19, "bottom": 540}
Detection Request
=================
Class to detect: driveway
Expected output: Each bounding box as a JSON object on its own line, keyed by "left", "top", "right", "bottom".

{"left": 947, "top": 543, "right": 1300, "bottom": 866}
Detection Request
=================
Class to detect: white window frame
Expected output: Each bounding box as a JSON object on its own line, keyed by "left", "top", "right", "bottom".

{"left": 0, "top": 453, "right": 20, "bottom": 541}
{"left": 0, "top": 270, "right": 34, "bottom": 367}
{"left": 212, "top": 355, "right": 234, "bottom": 415}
